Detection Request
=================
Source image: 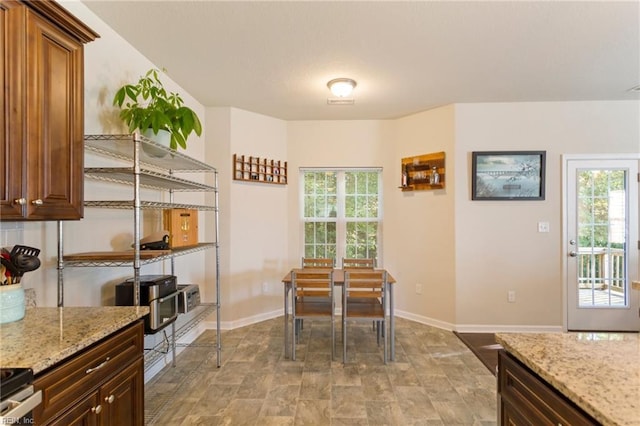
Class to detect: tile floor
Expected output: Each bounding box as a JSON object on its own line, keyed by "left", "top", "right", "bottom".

{"left": 144, "top": 317, "right": 497, "bottom": 425}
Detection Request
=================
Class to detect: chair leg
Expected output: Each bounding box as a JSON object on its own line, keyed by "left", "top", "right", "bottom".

{"left": 331, "top": 317, "right": 335, "bottom": 361}
{"left": 342, "top": 317, "right": 347, "bottom": 363}
{"left": 292, "top": 315, "right": 296, "bottom": 361}
{"left": 383, "top": 319, "right": 387, "bottom": 365}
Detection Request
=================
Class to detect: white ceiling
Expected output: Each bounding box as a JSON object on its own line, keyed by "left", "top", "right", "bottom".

{"left": 82, "top": 0, "right": 639, "bottom": 121}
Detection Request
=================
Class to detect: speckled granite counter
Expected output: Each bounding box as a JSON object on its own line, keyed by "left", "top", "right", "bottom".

{"left": 0, "top": 306, "right": 149, "bottom": 374}
{"left": 496, "top": 332, "right": 640, "bottom": 426}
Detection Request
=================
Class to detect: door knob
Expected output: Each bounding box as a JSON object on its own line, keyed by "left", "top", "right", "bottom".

{"left": 105, "top": 394, "right": 115, "bottom": 404}
{"left": 14, "top": 198, "right": 26, "bottom": 205}
{"left": 569, "top": 251, "right": 578, "bottom": 257}
{"left": 31, "top": 199, "right": 43, "bottom": 206}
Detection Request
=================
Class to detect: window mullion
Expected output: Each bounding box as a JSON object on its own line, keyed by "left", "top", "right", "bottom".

{"left": 336, "top": 171, "right": 347, "bottom": 261}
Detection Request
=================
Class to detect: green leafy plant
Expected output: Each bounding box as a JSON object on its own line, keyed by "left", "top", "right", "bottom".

{"left": 113, "top": 68, "right": 202, "bottom": 150}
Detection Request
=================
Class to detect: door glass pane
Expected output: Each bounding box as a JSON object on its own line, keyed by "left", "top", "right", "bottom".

{"left": 576, "top": 169, "right": 627, "bottom": 307}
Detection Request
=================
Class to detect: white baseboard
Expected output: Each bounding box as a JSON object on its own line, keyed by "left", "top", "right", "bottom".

{"left": 394, "top": 309, "right": 456, "bottom": 331}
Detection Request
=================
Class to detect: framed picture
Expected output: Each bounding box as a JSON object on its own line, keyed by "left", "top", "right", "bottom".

{"left": 472, "top": 151, "right": 546, "bottom": 200}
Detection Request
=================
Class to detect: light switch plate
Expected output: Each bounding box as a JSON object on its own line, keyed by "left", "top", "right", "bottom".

{"left": 538, "top": 221, "right": 550, "bottom": 233}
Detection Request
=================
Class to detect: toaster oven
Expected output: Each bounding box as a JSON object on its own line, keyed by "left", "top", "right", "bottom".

{"left": 115, "top": 275, "right": 179, "bottom": 333}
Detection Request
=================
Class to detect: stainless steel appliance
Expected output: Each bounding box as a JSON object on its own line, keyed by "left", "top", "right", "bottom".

{"left": 115, "top": 275, "right": 179, "bottom": 333}
{"left": 177, "top": 284, "right": 200, "bottom": 313}
{"left": 0, "top": 368, "right": 41, "bottom": 423}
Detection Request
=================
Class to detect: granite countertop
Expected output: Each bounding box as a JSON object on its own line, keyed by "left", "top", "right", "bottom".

{"left": 496, "top": 332, "right": 640, "bottom": 426}
{"left": 0, "top": 306, "right": 149, "bottom": 374}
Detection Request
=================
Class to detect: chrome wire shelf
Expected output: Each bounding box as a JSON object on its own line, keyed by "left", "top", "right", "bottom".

{"left": 84, "top": 200, "right": 218, "bottom": 211}
{"left": 84, "top": 134, "right": 215, "bottom": 173}
{"left": 63, "top": 243, "right": 216, "bottom": 267}
{"left": 144, "top": 303, "right": 217, "bottom": 370}
{"left": 85, "top": 168, "right": 215, "bottom": 192}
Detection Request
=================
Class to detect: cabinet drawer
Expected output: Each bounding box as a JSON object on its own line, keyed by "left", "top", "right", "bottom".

{"left": 498, "top": 351, "right": 598, "bottom": 426}
{"left": 34, "top": 321, "right": 143, "bottom": 424}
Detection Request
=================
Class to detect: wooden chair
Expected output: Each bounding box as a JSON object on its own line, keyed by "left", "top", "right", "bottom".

{"left": 291, "top": 269, "right": 336, "bottom": 361}
{"left": 298, "top": 258, "right": 335, "bottom": 331}
{"left": 342, "top": 257, "right": 376, "bottom": 269}
{"left": 342, "top": 257, "right": 378, "bottom": 330}
{"left": 342, "top": 270, "right": 388, "bottom": 364}
{"left": 301, "top": 257, "right": 335, "bottom": 269}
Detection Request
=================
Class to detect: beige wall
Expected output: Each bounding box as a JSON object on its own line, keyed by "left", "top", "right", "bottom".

{"left": 453, "top": 101, "right": 640, "bottom": 331}
{"left": 387, "top": 106, "right": 457, "bottom": 327}
{"left": 208, "top": 108, "right": 288, "bottom": 327}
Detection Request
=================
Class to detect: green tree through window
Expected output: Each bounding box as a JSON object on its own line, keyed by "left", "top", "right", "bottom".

{"left": 302, "top": 169, "right": 381, "bottom": 263}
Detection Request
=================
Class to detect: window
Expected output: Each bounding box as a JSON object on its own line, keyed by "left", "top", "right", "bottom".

{"left": 301, "top": 169, "right": 382, "bottom": 264}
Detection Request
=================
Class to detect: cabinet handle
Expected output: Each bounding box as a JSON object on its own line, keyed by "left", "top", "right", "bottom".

{"left": 105, "top": 394, "right": 115, "bottom": 404}
{"left": 14, "top": 198, "right": 26, "bottom": 205}
{"left": 91, "top": 404, "right": 102, "bottom": 414}
{"left": 85, "top": 357, "right": 110, "bottom": 374}
{"left": 31, "top": 199, "right": 43, "bottom": 206}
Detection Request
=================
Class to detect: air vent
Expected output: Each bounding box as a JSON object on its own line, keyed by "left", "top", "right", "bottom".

{"left": 327, "top": 97, "right": 355, "bottom": 105}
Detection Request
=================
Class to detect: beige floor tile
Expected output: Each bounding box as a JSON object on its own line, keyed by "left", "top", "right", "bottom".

{"left": 145, "top": 317, "right": 497, "bottom": 426}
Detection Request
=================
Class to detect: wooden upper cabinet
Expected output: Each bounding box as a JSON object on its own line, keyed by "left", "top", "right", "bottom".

{"left": 0, "top": 0, "right": 98, "bottom": 220}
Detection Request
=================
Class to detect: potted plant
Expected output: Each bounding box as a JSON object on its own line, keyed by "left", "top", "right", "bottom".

{"left": 113, "top": 68, "right": 202, "bottom": 151}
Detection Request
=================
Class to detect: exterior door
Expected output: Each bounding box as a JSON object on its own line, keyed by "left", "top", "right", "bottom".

{"left": 565, "top": 157, "right": 639, "bottom": 331}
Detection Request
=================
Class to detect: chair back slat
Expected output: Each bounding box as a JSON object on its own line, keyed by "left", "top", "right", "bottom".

{"left": 292, "top": 270, "right": 334, "bottom": 300}
{"left": 344, "top": 270, "right": 387, "bottom": 293}
{"left": 342, "top": 258, "right": 376, "bottom": 269}
{"left": 301, "top": 257, "right": 335, "bottom": 269}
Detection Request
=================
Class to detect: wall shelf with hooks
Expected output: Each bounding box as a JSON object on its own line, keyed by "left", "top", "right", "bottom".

{"left": 400, "top": 151, "right": 446, "bottom": 191}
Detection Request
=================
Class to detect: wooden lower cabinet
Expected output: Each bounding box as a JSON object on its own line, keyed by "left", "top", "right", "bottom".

{"left": 99, "top": 359, "right": 144, "bottom": 426}
{"left": 498, "top": 350, "right": 599, "bottom": 426}
{"left": 34, "top": 321, "right": 144, "bottom": 426}
{"left": 48, "top": 393, "right": 100, "bottom": 426}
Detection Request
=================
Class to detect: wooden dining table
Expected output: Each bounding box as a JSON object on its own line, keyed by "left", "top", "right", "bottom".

{"left": 281, "top": 268, "right": 397, "bottom": 361}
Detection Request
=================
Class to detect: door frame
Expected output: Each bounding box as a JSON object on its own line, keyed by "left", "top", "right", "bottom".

{"left": 561, "top": 153, "right": 640, "bottom": 332}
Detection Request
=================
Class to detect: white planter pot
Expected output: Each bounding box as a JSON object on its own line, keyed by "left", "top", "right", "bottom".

{"left": 141, "top": 128, "right": 172, "bottom": 158}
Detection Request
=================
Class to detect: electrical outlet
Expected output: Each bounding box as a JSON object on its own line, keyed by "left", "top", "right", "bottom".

{"left": 508, "top": 290, "right": 516, "bottom": 303}
{"left": 415, "top": 283, "right": 423, "bottom": 295}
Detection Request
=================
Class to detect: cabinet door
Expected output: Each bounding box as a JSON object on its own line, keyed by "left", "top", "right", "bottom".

{"left": 48, "top": 391, "right": 100, "bottom": 426}
{"left": 100, "top": 358, "right": 144, "bottom": 426}
{"left": 24, "top": 7, "right": 84, "bottom": 220}
{"left": 0, "top": 1, "right": 26, "bottom": 219}
{"left": 501, "top": 398, "right": 535, "bottom": 426}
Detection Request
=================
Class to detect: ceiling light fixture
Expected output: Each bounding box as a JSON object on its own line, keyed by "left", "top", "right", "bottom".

{"left": 327, "top": 78, "right": 357, "bottom": 98}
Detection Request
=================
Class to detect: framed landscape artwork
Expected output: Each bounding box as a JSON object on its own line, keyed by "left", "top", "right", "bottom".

{"left": 471, "top": 151, "right": 546, "bottom": 200}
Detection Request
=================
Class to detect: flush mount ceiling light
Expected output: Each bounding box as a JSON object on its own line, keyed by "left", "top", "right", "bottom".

{"left": 327, "top": 78, "right": 357, "bottom": 98}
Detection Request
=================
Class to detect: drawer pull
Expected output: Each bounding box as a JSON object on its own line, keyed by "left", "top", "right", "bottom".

{"left": 14, "top": 198, "right": 26, "bottom": 205}
{"left": 31, "top": 199, "right": 43, "bottom": 206}
{"left": 105, "top": 394, "right": 115, "bottom": 404}
{"left": 92, "top": 404, "right": 102, "bottom": 414}
{"left": 85, "top": 357, "right": 110, "bottom": 374}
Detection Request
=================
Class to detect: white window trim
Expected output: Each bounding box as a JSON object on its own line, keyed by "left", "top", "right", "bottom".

{"left": 299, "top": 167, "right": 383, "bottom": 265}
